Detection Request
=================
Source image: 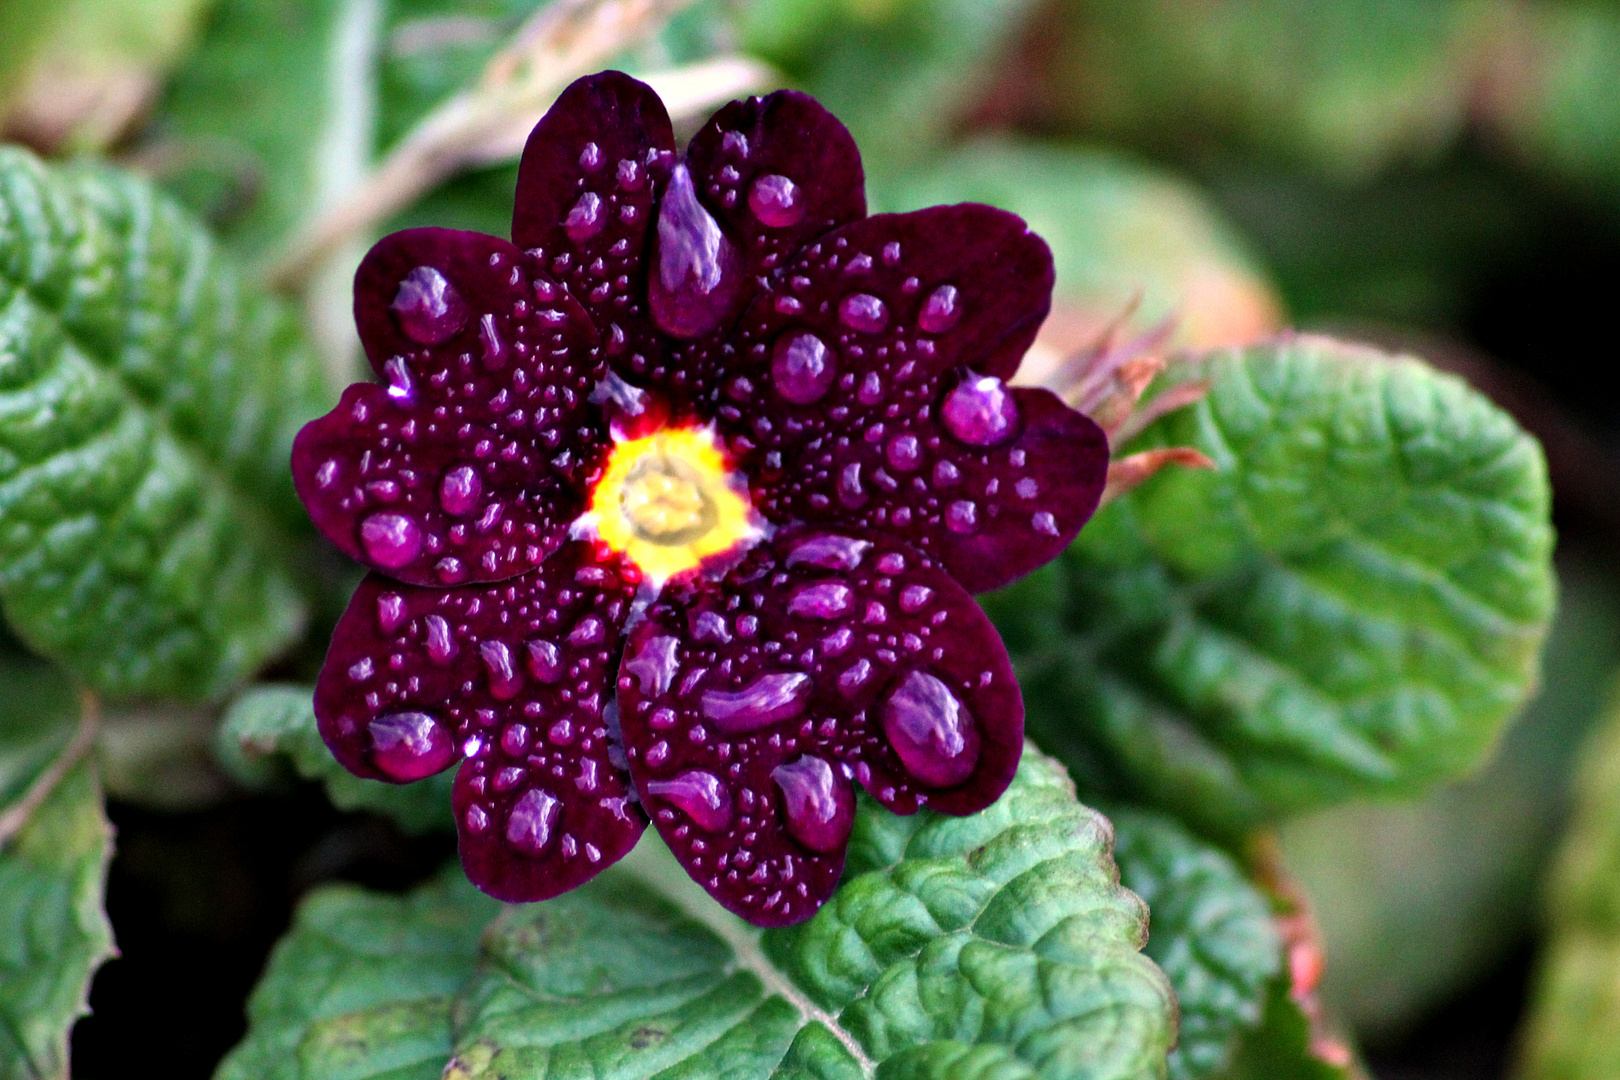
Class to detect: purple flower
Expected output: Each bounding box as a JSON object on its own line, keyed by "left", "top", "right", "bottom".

{"left": 291, "top": 72, "right": 1108, "bottom": 926}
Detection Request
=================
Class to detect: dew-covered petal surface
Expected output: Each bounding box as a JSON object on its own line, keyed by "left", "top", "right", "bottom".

{"left": 313, "top": 544, "right": 644, "bottom": 901}
{"left": 683, "top": 90, "right": 865, "bottom": 279}
{"left": 511, "top": 71, "right": 674, "bottom": 373}
{"left": 617, "top": 526, "right": 1022, "bottom": 926}
{"left": 700, "top": 206, "right": 1105, "bottom": 592}
{"left": 294, "top": 228, "right": 607, "bottom": 586}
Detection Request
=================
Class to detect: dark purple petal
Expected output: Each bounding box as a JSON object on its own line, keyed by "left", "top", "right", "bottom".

{"left": 313, "top": 544, "right": 644, "bottom": 901}
{"left": 294, "top": 228, "right": 608, "bottom": 586}
{"left": 698, "top": 205, "right": 1103, "bottom": 591}
{"left": 617, "top": 526, "right": 1022, "bottom": 926}
{"left": 682, "top": 90, "right": 865, "bottom": 278}
{"left": 511, "top": 71, "right": 675, "bottom": 374}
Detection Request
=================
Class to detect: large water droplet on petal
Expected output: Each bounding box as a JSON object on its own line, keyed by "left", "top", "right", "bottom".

{"left": 360, "top": 513, "right": 423, "bottom": 568}
{"left": 702, "top": 672, "right": 811, "bottom": 734}
{"left": 391, "top": 266, "right": 467, "bottom": 344}
{"left": 771, "top": 755, "right": 853, "bottom": 853}
{"left": 506, "top": 788, "right": 561, "bottom": 856}
{"left": 647, "top": 770, "right": 733, "bottom": 832}
{"left": 748, "top": 174, "right": 804, "bottom": 228}
{"left": 942, "top": 374, "right": 1019, "bottom": 446}
{"left": 624, "top": 635, "right": 680, "bottom": 696}
{"left": 881, "top": 670, "right": 979, "bottom": 787}
{"left": 785, "top": 534, "right": 870, "bottom": 570}
{"left": 788, "top": 582, "right": 853, "bottom": 619}
{"left": 439, "top": 465, "right": 481, "bottom": 516}
{"left": 771, "top": 331, "right": 834, "bottom": 404}
{"left": 425, "top": 614, "right": 456, "bottom": 663}
{"left": 565, "top": 191, "right": 604, "bottom": 243}
{"left": 918, "top": 284, "right": 961, "bottom": 333}
{"left": 526, "top": 638, "right": 564, "bottom": 682}
{"left": 368, "top": 711, "right": 456, "bottom": 780}
{"left": 648, "top": 164, "right": 742, "bottom": 338}
{"left": 480, "top": 640, "right": 523, "bottom": 700}
{"left": 839, "top": 293, "right": 888, "bottom": 334}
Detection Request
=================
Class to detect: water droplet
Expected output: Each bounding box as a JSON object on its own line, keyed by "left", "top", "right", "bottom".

{"left": 579, "top": 142, "right": 603, "bottom": 170}
{"left": 478, "top": 313, "right": 506, "bottom": 370}
{"left": 934, "top": 459, "right": 961, "bottom": 487}
{"left": 748, "top": 174, "right": 804, "bottom": 228}
{"left": 692, "top": 611, "right": 732, "bottom": 643}
{"left": 377, "top": 592, "right": 406, "bottom": 632}
{"left": 722, "top": 130, "right": 750, "bottom": 156}
{"left": 946, "top": 500, "right": 978, "bottom": 534}
{"left": 526, "top": 639, "right": 564, "bottom": 682}
{"left": 360, "top": 513, "right": 422, "bottom": 568}
{"left": 882, "top": 242, "right": 902, "bottom": 266}
{"left": 647, "top": 770, "right": 733, "bottom": 832}
{"left": 771, "top": 755, "right": 853, "bottom": 853}
{"left": 877, "top": 552, "right": 906, "bottom": 574}
{"left": 616, "top": 158, "right": 642, "bottom": 190}
{"left": 899, "top": 584, "right": 933, "bottom": 613}
{"left": 882, "top": 671, "right": 979, "bottom": 787}
{"left": 465, "top": 804, "right": 490, "bottom": 832}
{"left": 565, "top": 191, "right": 604, "bottom": 243}
{"left": 368, "top": 711, "right": 456, "bottom": 780}
{"left": 439, "top": 465, "right": 481, "bottom": 516}
{"left": 624, "top": 635, "right": 681, "bottom": 696}
{"left": 785, "top": 534, "right": 870, "bottom": 570}
{"left": 1032, "top": 511, "right": 1060, "bottom": 536}
{"left": 788, "top": 582, "right": 853, "bottom": 619}
{"left": 506, "top": 788, "right": 561, "bottom": 856}
{"left": 839, "top": 293, "right": 888, "bottom": 334}
{"left": 702, "top": 672, "right": 812, "bottom": 734}
{"left": 942, "top": 374, "right": 1019, "bottom": 446}
{"left": 838, "top": 658, "right": 872, "bottom": 696}
{"left": 480, "top": 641, "right": 523, "bottom": 699}
{"left": 384, "top": 356, "right": 414, "bottom": 401}
{"left": 649, "top": 164, "right": 741, "bottom": 338}
{"left": 771, "top": 331, "right": 834, "bottom": 404}
{"left": 391, "top": 266, "right": 466, "bottom": 344}
{"left": 885, "top": 434, "right": 921, "bottom": 471}
{"left": 425, "top": 614, "right": 456, "bottom": 663}
{"left": 502, "top": 723, "right": 530, "bottom": 755}
{"left": 1016, "top": 477, "right": 1039, "bottom": 499}
{"left": 918, "top": 284, "right": 961, "bottom": 333}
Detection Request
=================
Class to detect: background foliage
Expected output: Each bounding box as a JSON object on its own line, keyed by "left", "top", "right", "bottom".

{"left": 1, "top": 0, "right": 1617, "bottom": 1078}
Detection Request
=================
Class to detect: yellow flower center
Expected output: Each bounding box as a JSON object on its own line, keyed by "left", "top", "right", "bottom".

{"left": 586, "top": 427, "right": 756, "bottom": 584}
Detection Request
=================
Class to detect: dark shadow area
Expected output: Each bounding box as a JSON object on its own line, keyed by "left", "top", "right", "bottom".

{"left": 70, "top": 787, "right": 455, "bottom": 1080}
{"left": 1366, "top": 946, "right": 1535, "bottom": 1080}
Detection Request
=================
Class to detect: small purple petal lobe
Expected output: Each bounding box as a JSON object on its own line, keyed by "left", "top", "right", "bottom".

{"left": 617, "top": 526, "right": 1021, "bottom": 926}
{"left": 314, "top": 545, "right": 644, "bottom": 902}
{"left": 295, "top": 229, "right": 608, "bottom": 586}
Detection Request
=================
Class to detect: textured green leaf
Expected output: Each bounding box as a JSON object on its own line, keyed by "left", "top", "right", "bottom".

{"left": 0, "top": 146, "right": 324, "bottom": 699}
{"left": 1278, "top": 554, "right": 1620, "bottom": 1040}
{"left": 218, "top": 683, "right": 454, "bottom": 833}
{"left": 988, "top": 335, "right": 1556, "bottom": 836}
{"left": 881, "top": 139, "right": 1279, "bottom": 350}
{"left": 0, "top": 650, "right": 114, "bottom": 1080}
{"left": 447, "top": 747, "right": 1171, "bottom": 1080}
{"left": 214, "top": 866, "right": 500, "bottom": 1080}
{"left": 1111, "top": 809, "right": 1279, "bottom": 1080}
{"left": 223, "top": 747, "right": 1175, "bottom": 1080}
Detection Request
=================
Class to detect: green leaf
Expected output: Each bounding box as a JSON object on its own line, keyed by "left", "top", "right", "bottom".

{"left": 223, "top": 747, "right": 1176, "bottom": 1080}
{"left": 1277, "top": 554, "right": 1620, "bottom": 1040}
{"left": 218, "top": 684, "right": 455, "bottom": 833}
{"left": 1515, "top": 661, "right": 1620, "bottom": 1078}
{"left": 214, "top": 866, "right": 501, "bottom": 1080}
{"left": 989, "top": 335, "right": 1556, "bottom": 836}
{"left": 0, "top": 146, "right": 324, "bottom": 700}
{"left": 1111, "top": 809, "right": 1279, "bottom": 1080}
{"left": 0, "top": 650, "right": 114, "bottom": 1080}
{"left": 881, "top": 139, "right": 1280, "bottom": 349}
{"left": 1213, "top": 978, "right": 1351, "bottom": 1080}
